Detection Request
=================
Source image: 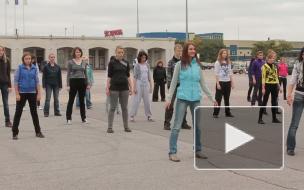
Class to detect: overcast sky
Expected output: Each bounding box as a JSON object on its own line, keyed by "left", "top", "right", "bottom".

{"left": 1, "top": 0, "right": 303, "bottom": 41}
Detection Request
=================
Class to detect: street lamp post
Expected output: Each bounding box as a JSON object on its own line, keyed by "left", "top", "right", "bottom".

{"left": 137, "top": 0, "right": 139, "bottom": 37}
{"left": 65, "top": 28, "right": 67, "bottom": 36}
{"left": 186, "top": 0, "right": 188, "bottom": 42}
{"left": 237, "top": 27, "right": 239, "bottom": 61}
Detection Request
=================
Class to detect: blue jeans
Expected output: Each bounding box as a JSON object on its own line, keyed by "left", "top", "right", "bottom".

{"left": 43, "top": 85, "right": 60, "bottom": 115}
{"left": 287, "top": 93, "right": 304, "bottom": 151}
{"left": 169, "top": 98, "right": 201, "bottom": 155}
{"left": 0, "top": 84, "right": 10, "bottom": 122}
{"left": 76, "top": 89, "right": 92, "bottom": 108}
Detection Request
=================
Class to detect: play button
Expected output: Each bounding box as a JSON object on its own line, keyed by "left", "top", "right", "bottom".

{"left": 225, "top": 123, "right": 254, "bottom": 154}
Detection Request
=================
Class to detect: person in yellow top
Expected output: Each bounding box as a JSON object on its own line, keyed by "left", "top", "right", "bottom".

{"left": 258, "top": 51, "right": 282, "bottom": 124}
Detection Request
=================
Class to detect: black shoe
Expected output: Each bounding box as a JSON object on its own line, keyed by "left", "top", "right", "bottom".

{"left": 152, "top": 100, "right": 158, "bottom": 102}
{"left": 44, "top": 114, "right": 49, "bottom": 117}
{"left": 258, "top": 119, "right": 265, "bottom": 124}
{"left": 161, "top": 99, "right": 166, "bottom": 102}
{"left": 36, "top": 132, "right": 45, "bottom": 138}
{"left": 272, "top": 118, "right": 281, "bottom": 123}
{"left": 55, "top": 113, "right": 62, "bottom": 116}
{"left": 287, "top": 150, "right": 295, "bottom": 156}
{"left": 247, "top": 97, "right": 251, "bottom": 102}
{"left": 276, "top": 111, "right": 282, "bottom": 115}
{"left": 107, "top": 128, "right": 114, "bottom": 133}
{"left": 12, "top": 134, "right": 18, "bottom": 140}
{"left": 226, "top": 113, "right": 234, "bottom": 117}
{"left": 181, "top": 124, "right": 191, "bottom": 129}
{"left": 124, "top": 128, "right": 132, "bottom": 132}
{"left": 284, "top": 98, "right": 287, "bottom": 100}
{"left": 263, "top": 112, "right": 268, "bottom": 115}
{"left": 213, "top": 115, "right": 219, "bottom": 118}
{"left": 164, "top": 126, "right": 171, "bottom": 130}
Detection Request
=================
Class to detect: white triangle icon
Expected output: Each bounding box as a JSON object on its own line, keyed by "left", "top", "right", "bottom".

{"left": 225, "top": 123, "right": 254, "bottom": 154}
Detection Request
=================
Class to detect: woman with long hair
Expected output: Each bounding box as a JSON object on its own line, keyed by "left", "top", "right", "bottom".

{"left": 278, "top": 57, "right": 288, "bottom": 100}
{"left": 66, "top": 47, "right": 91, "bottom": 125}
{"left": 286, "top": 47, "right": 304, "bottom": 156}
{"left": 213, "top": 49, "right": 234, "bottom": 118}
{"left": 165, "top": 42, "right": 218, "bottom": 162}
{"left": 0, "top": 45, "right": 13, "bottom": 127}
{"left": 152, "top": 60, "right": 166, "bottom": 102}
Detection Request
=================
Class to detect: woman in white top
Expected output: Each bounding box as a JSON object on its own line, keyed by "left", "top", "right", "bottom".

{"left": 213, "top": 49, "right": 234, "bottom": 118}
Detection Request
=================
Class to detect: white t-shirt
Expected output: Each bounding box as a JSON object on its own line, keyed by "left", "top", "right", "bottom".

{"left": 214, "top": 60, "right": 232, "bottom": 82}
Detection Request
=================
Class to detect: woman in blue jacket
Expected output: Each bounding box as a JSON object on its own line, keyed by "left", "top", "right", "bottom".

{"left": 12, "top": 52, "right": 44, "bottom": 140}
{"left": 165, "top": 42, "right": 218, "bottom": 162}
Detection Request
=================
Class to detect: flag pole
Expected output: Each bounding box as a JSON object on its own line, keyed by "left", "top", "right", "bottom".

{"left": 14, "top": 1, "right": 17, "bottom": 35}
{"left": 23, "top": 0, "right": 25, "bottom": 35}
{"left": 5, "top": 0, "right": 8, "bottom": 35}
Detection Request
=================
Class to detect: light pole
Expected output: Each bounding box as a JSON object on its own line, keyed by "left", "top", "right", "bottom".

{"left": 137, "top": 0, "right": 139, "bottom": 37}
{"left": 186, "top": 0, "right": 188, "bottom": 42}
{"left": 237, "top": 27, "right": 239, "bottom": 61}
{"left": 65, "top": 28, "right": 67, "bottom": 36}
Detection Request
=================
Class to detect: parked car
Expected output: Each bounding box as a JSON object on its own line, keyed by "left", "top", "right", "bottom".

{"left": 201, "top": 62, "right": 211, "bottom": 70}
{"left": 288, "top": 61, "right": 295, "bottom": 75}
{"left": 232, "top": 64, "right": 246, "bottom": 74}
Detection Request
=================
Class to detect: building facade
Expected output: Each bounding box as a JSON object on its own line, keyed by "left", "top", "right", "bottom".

{"left": 1, "top": 35, "right": 175, "bottom": 69}
{"left": 139, "top": 32, "right": 195, "bottom": 41}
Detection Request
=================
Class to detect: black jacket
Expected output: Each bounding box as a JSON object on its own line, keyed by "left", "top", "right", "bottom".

{"left": 42, "top": 62, "right": 62, "bottom": 88}
{"left": 0, "top": 58, "right": 12, "bottom": 87}
{"left": 153, "top": 66, "right": 166, "bottom": 82}
{"left": 108, "top": 58, "right": 130, "bottom": 91}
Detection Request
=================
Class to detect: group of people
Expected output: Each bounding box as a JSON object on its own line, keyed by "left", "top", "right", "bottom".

{"left": 0, "top": 43, "right": 304, "bottom": 161}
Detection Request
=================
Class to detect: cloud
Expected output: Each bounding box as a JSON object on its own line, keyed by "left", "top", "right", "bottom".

{"left": 0, "top": 0, "right": 303, "bottom": 41}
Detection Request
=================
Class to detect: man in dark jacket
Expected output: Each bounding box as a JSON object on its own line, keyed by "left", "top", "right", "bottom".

{"left": 42, "top": 53, "right": 62, "bottom": 117}
{"left": 164, "top": 44, "right": 191, "bottom": 130}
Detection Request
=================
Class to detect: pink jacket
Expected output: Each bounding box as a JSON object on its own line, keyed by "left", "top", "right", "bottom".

{"left": 278, "top": 63, "right": 288, "bottom": 77}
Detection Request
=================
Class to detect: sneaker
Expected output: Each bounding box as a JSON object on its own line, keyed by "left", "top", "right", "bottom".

{"left": 124, "top": 128, "right": 132, "bottom": 132}
{"left": 130, "top": 116, "right": 135, "bottom": 122}
{"left": 82, "top": 119, "right": 90, "bottom": 124}
{"left": 148, "top": 116, "right": 155, "bottom": 122}
{"left": 161, "top": 99, "right": 166, "bottom": 102}
{"left": 44, "top": 114, "right": 49, "bottom": 117}
{"left": 272, "top": 118, "right": 281, "bottom": 123}
{"left": 55, "top": 113, "right": 62, "bottom": 116}
{"left": 287, "top": 150, "right": 295, "bottom": 156}
{"left": 87, "top": 106, "right": 92, "bottom": 109}
{"left": 38, "top": 106, "right": 43, "bottom": 110}
{"left": 23, "top": 107, "right": 26, "bottom": 111}
{"left": 5, "top": 121, "right": 13, "bottom": 127}
{"left": 276, "top": 111, "right": 282, "bottom": 115}
{"left": 67, "top": 120, "right": 72, "bottom": 125}
{"left": 263, "top": 112, "right": 268, "bottom": 115}
{"left": 195, "top": 151, "right": 208, "bottom": 159}
{"left": 117, "top": 111, "right": 121, "bottom": 114}
{"left": 169, "top": 154, "right": 180, "bottom": 162}
{"left": 36, "top": 132, "right": 45, "bottom": 138}
{"left": 12, "top": 134, "right": 18, "bottom": 140}
{"left": 226, "top": 113, "right": 234, "bottom": 117}
{"left": 213, "top": 115, "right": 219, "bottom": 118}
{"left": 258, "top": 119, "right": 265, "bottom": 124}
{"left": 164, "top": 126, "right": 171, "bottom": 130}
{"left": 107, "top": 128, "right": 114, "bottom": 133}
{"left": 181, "top": 124, "right": 191, "bottom": 130}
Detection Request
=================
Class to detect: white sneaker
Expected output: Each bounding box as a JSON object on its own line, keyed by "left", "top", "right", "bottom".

{"left": 67, "top": 120, "right": 72, "bottom": 125}
{"left": 23, "top": 107, "right": 26, "bottom": 111}
{"left": 82, "top": 119, "right": 90, "bottom": 124}
{"left": 38, "top": 106, "right": 43, "bottom": 110}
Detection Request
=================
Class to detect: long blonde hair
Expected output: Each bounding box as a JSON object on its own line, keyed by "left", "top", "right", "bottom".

{"left": 0, "top": 45, "right": 8, "bottom": 63}
{"left": 217, "top": 49, "right": 231, "bottom": 65}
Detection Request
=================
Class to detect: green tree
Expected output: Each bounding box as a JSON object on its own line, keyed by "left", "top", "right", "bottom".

{"left": 251, "top": 40, "right": 293, "bottom": 60}
{"left": 175, "top": 38, "right": 226, "bottom": 62}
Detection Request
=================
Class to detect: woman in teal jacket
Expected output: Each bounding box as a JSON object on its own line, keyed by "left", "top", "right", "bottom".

{"left": 165, "top": 42, "right": 218, "bottom": 162}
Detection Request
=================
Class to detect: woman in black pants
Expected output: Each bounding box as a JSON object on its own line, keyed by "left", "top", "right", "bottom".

{"left": 152, "top": 60, "right": 166, "bottom": 102}
{"left": 66, "top": 47, "right": 91, "bottom": 125}
{"left": 213, "top": 49, "right": 234, "bottom": 118}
